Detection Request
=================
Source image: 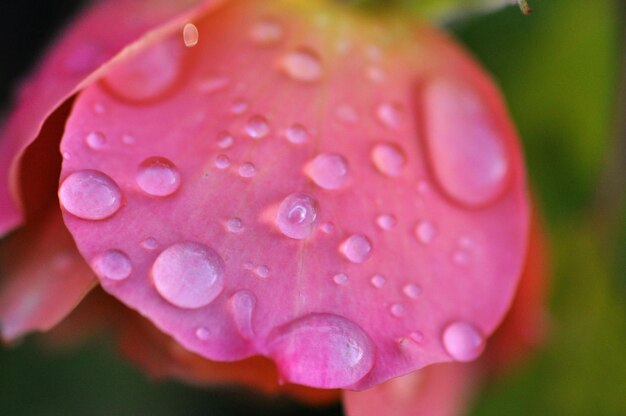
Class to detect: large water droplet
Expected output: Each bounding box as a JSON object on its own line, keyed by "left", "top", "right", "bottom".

{"left": 183, "top": 23, "right": 199, "bottom": 47}
{"left": 250, "top": 19, "right": 283, "bottom": 45}
{"left": 245, "top": 115, "right": 270, "bottom": 139}
{"left": 92, "top": 249, "right": 132, "bottom": 281}
{"left": 59, "top": 170, "right": 123, "bottom": 220}
{"left": 230, "top": 290, "right": 256, "bottom": 340}
{"left": 151, "top": 242, "right": 225, "bottom": 309}
{"left": 371, "top": 143, "right": 406, "bottom": 177}
{"left": 268, "top": 314, "right": 375, "bottom": 388}
{"left": 281, "top": 49, "right": 323, "bottom": 82}
{"left": 85, "top": 131, "right": 107, "bottom": 150}
{"left": 442, "top": 321, "right": 485, "bottom": 362}
{"left": 103, "top": 38, "right": 183, "bottom": 102}
{"left": 415, "top": 221, "right": 437, "bottom": 244}
{"left": 306, "top": 153, "right": 350, "bottom": 190}
{"left": 276, "top": 193, "right": 318, "bottom": 239}
{"left": 340, "top": 234, "right": 372, "bottom": 263}
{"left": 136, "top": 157, "right": 181, "bottom": 197}
{"left": 424, "top": 78, "right": 509, "bottom": 206}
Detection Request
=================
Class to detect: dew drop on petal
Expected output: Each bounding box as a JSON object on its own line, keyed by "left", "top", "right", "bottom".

{"left": 216, "top": 131, "right": 234, "bottom": 149}
{"left": 151, "top": 242, "right": 225, "bottom": 309}
{"left": 268, "top": 314, "right": 375, "bottom": 388}
{"left": 415, "top": 221, "right": 437, "bottom": 244}
{"left": 276, "top": 193, "right": 318, "bottom": 239}
{"left": 141, "top": 237, "right": 159, "bottom": 250}
{"left": 335, "top": 104, "right": 358, "bottom": 124}
{"left": 238, "top": 162, "right": 257, "bottom": 178}
{"left": 250, "top": 19, "right": 283, "bottom": 45}
{"left": 281, "top": 49, "right": 323, "bottom": 82}
{"left": 371, "top": 274, "right": 386, "bottom": 288}
{"left": 183, "top": 23, "right": 199, "bottom": 47}
{"left": 285, "top": 124, "right": 310, "bottom": 144}
{"left": 320, "top": 222, "right": 335, "bottom": 234}
{"left": 92, "top": 249, "right": 132, "bottom": 281}
{"left": 390, "top": 303, "right": 405, "bottom": 317}
{"left": 226, "top": 218, "right": 243, "bottom": 233}
{"left": 215, "top": 154, "right": 231, "bottom": 170}
{"left": 402, "top": 283, "right": 422, "bottom": 299}
{"left": 230, "top": 290, "right": 256, "bottom": 340}
{"left": 371, "top": 143, "right": 406, "bottom": 177}
{"left": 340, "top": 234, "right": 372, "bottom": 264}
{"left": 230, "top": 98, "right": 249, "bottom": 115}
{"left": 424, "top": 78, "right": 509, "bottom": 206}
{"left": 85, "top": 131, "right": 107, "bottom": 150}
{"left": 376, "top": 101, "right": 404, "bottom": 129}
{"left": 306, "top": 153, "right": 350, "bottom": 190}
{"left": 59, "top": 170, "right": 122, "bottom": 220}
{"left": 136, "top": 157, "right": 181, "bottom": 197}
{"left": 245, "top": 115, "right": 270, "bottom": 139}
{"left": 333, "top": 273, "right": 348, "bottom": 285}
{"left": 376, "top": 214, "right": 396, "bottom": 230}
{"left": 195, "top": 327, "right": 210, "bottom": 340}
{"left": 255, "top": 265, "right": 270, "bottom": 278}
{"left": 442, "top": 321, "right": 485, "bottom": 362}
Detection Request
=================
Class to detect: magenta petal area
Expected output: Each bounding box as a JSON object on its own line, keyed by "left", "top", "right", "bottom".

{"left": 58, "top": 0, "right": 529, "bottom": 390}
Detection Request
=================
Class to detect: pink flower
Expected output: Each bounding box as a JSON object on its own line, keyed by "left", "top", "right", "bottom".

{"left": 0, "top": 0, "right": 546, "bottom": 414}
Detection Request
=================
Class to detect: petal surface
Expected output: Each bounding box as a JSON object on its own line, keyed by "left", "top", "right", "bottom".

{"left": 59, "top": 0, "right": 529, "bottom": 389}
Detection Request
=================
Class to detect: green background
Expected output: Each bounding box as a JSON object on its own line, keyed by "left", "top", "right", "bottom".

{"left": 1, "top": 0, "right": 625, "bottom": 414}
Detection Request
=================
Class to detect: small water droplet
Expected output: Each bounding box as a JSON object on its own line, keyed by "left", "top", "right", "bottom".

{"left": 390, "top": 303, "right": 406, "bottom": 317}
{"left": 230, "top": 290, "right": 256, "bottom": 340}
{"left": 268, "top": 314, "right": 375, "bottom": 388}
{"left": 245, "top": 115, "right": 270, "bottom": 139}
{"left": 365, "top": 66, "right": 385, "bottom": 83}
{"left": 93, "top": 102, "right": 106, "bottom": 114}
{"left": 255, "top": 265, "right": 270, "bottom": 278}
{"left": 376, "top": 101, "right": 404, "bottom": 129}
{"left": 195, "top": 327, "right": 210, "bottom": 340}
{"left": 415, "top": 221, "right": 437, "bottom": 244}
{"left": 276, "top": 193, "right": 318, "bottom": 239}
{"left": 85, "top": 131, "right": 107, "bottom": 150}
{"left": 371, "top": 143, "right": 406, "bottom": 177}
{"left": 92, "top": 249, "right": 132, "bottom": 281}
{"left": 183, "top": 23, "right": 199, "bottom": 47}
{"left": 371, "top": 274, "right": 386, "bottom": 288}
{"left": 59, "top": 170, "right": 122, "bottom": 220}
{"left": 452, "top": 250, "right": 470, "bottom": 265}
{"left": 285, "top": 124, "right": 310, "bottom": 144}
{"left": 226, "top": 218, "right": 243, "bottom": 233}
{"left": 402, "top": 283, "right": 422, "bottom": 299}
{"left": 216, "top": 132, "right": 234, "bottom": 149}
{"left": 442, "top": 321, "right": 485, "bottom": 362}
{"left": 62, "top": 152, "right": 72, "bottom": 160}
{"left": 376, "top": 214, "right": 396, "bottom": 231}
{"left": 333, "top": 273, "right": 348, "bottom": 285}
{"left": 197, "top": 74, "right": 230, "bottom": 93}
{"left": 230, "top": 98, "right": 249, "bottom": 114}
{"left": 250, "top": 19, "right": 283, "bottom": 45}
{"left": 409, "top": 331, "right": 424, "bottom": 344}
{"left": 320, "top": 222, "right": 335, "bottom": 234}
{"left": 306, "top": 153, "right": 350, "bottom": 190}
{"left": 238, "top": 162, "right": 257, "bottom": 178}
{"left": 151, "top": 242, "right": 225, "bottom": 309}
{"left": 243, "top": 261, "right": 254, "bottom": 270}
{"left": 141, "top": 237, "right": 159, "bottom": 250}
{"left": 136, "top": 157, "right": 181, "bottom": 197}
{"left": 122, "top": 134, "right": 136, "bottom": 145}
{"left": 281, "top": 49, "right": 323, "bottom": 82}
{"left": 215, "top": 154, "right": 231, "bottom": 170}
{"left": 335, "top": 104, "right": 358, "bottom": 124}
{"left": 340, "top": 234, "right": 372, "bottom": 264}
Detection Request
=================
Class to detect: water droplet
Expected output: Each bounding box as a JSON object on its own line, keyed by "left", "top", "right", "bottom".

{"left": 424, "top": 78, "right": 509, "bottom": 206}
{"left": 225, "top": 218, "right": 243, "bottom": 233}
{"left": 268, "top": 314, "right": 375, "bottom": 388}
{"left": 371, "top": 274, "right": 386, "bottom": 288}
{"left": 136, "top": 157, "right": 181, "bottom": 197}
{"left": 333, "top": 273, "right": 348, "bottom": 285}
{"left": 402, "top": 283, "right": 421, "bottom": 299}
{"left": 371, "top": 143, "right": 406, "bottom": 177}
{"left": 255, "top": 265, "right": 270, "bottom": 278}
{"left": 320, "top": 222, "right": 335, "bottom": 234}
{"left": 59, "top": 170, "right": 123, "bottom": 220}
{"left": 250, "top": 19, "right": 283, "bottom": 44}
{"left": 93, "top": 102, "right": 106, "bottom": 114}
{"left": 245, "top": 115, "right": 270, "bottom": 139}
{"left": 390, "top": 303, "right": 405, "bottom": 317}
{"left": 281, "top": 49, "right": 323, "bottom": 82}
{"left": 195, "top": 327, "right": 210, "bottom": 340}
{"left": 276, "top": 193, "right": 318, "bottom": 239}
{"left": 103, "top": 38, "right": 183, "bottom": 102}
{"left": 306, "top": 153, "right": 350, "bottom": 190}
{"left": 215, "top": 154, "right": 231, "bottom": 170}
{"left": 335, "top": 104, "right": 358, "bottom": 124}
{"left": 197, "top": 74, "right": 230, "bottom": 93}
{"left": 409, "top": 331, "right": 424, "bottom": 344}
{"left": 230, "top": 98, "right": 248, "bottom": 114}
{"left": 340, "top": 234, "right": 372, "bottom": 264}
{"left": 122, "top": 134, "right": 136, "bottom": 145}
{"left": 85, "top": 131, "right": 107, "bottom": 150}
{"left": 442, "top": 321, "right": 485, "bottom": 362}
{"left": 62, "top": 152, "right": 72, "bottom": 160}
{"left": 216, "top": 131, "right": 234, "bottom": 149}
{"left": 376, "top": 101, "right": 404, "bottom": 129}
{"left": 376, "top": 214, "right": 396, "bottom": 231}
{"left": 230, "top": 290, "right": 256, "bottom": 340}
{"left": 141, "top": 237, "right": 158, "bottom": 250}
{"left": 92, "top": 249, "right": 132, "bottom": 281}
{"left": 285, "top": 124, "right": 310, "bottom": 144}
{"left": 415, "top": 221, "right": 437, "bottom": 244}
{"left": 183, "top": 23, "right": 199, "bottom": 47}
{"left": 151, "top": 242, "right": 225, "bottom": 309}
{"left": 452, "top": 250, "right": 469, "bottom": 265}
{"left": 243, "top": 261, "right": 254, "bottom": 270}
{"left": 238, "top": 162, "right": 257, "bottom": 178}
